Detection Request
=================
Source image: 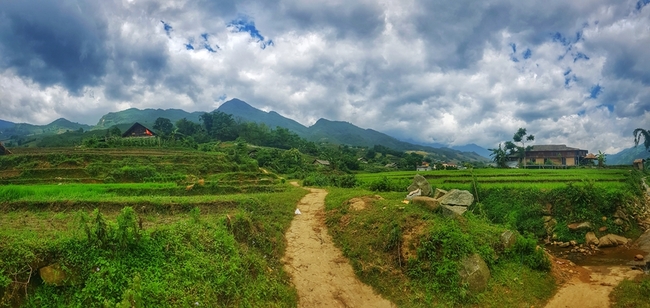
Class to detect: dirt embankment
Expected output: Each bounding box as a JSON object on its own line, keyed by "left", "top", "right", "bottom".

{"left": 283, "top": 183, "right": 394, "bottom": 307}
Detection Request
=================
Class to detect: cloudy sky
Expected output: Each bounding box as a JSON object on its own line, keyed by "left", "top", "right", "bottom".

{"left": 1, "top": 0, "right": 649, "bottom": 153}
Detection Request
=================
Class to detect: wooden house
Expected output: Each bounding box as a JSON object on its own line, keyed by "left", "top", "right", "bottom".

{"left": 522, "top": 145, "right": 588, "bottom": 166}
{"left": 0, "top": 142, "right": 11, "bottom": 155}
{"left": 121, "top": 123, "right": 156, "bottom": 138}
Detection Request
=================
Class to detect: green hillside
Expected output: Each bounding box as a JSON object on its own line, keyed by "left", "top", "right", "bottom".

{"left": 608, "top": 145, "right": 650, "bottom": 165}
{"left": 94, "top": 108, "right": 203, "bottom": 129}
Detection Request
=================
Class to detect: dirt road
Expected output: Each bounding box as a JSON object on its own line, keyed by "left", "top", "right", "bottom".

{"left": 545, "top": 265, "right": 641, "bottom": 308}
{"left": 283, "top": 184, "right": 395, "bottom": 308}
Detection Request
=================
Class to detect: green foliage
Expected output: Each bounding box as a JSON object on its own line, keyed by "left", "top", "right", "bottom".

{"left": 505, "top": 235, "right": 550, "bottom": 271}
{"left": 611, "top": 276, "right": 650, "bottom": 308}
{"left": 303, "top": 173, "right": 359, "bottom": 188}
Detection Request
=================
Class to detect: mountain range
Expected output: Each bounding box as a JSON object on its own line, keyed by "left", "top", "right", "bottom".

{"left": 1, "top": 98, "right": 647, "bottom": 164}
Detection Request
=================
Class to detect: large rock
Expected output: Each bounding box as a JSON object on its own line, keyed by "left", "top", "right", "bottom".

{"left": 412, "top": 196, "right": 440, "bottom": 211}
{"left": 500, "top": 230, "right": 517, "bottom": 250}
{"left": 567, "top": 222, "right": 592, "bottom": 231}
{"left": 459, "top": 254, "right": 491, "bottom": 293}
{"left": 441, "top": 205, "right": 467, "bottom": 219}
{"left": 39, "top": 263, "right": 76, "bottom": 286}
{"left": 438, "top": 189, "right": 474, "bottom": 207}
{"left": 407, "top": 175, "right": 432, "bottom": 197}
{"left": 585, "top": 232, "right": 599, "bottom": 246}
{"left": 433, "top": 188, "right": 448, "bottom": 199}
{"left": 598, "top": 234, "right": 629, "bottom": 248}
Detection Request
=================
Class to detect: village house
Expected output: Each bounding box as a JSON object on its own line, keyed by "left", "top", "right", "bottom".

{"left": 634, "top": 158, "right": 646, "bottom": 170}
{"left": 510, "top": 144, "right": 588, "bottom": 166}
{"left": 121, "top": 122, "right": 156, "bottom": 138}
{"left": 416, "top": 162, "right": 431, "bottom": 171}
{"left": 313, "top": 159, "right": 331, "bottom": 167}
{"left": 0, "top": 142, "right": 11, "bottom": 155}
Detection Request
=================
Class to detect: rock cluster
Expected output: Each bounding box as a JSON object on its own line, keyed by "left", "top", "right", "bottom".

{"left": 408, "top": 177, "right": 475, "bottom": 219}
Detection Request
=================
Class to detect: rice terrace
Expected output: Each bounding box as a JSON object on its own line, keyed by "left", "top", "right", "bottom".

{"left": 1, "top": 122, "right": 649, "bottom": 307}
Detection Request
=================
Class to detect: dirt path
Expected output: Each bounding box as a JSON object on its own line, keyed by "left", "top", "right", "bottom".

{"left": 283, "top": 183, "right": 395, "bottom": 308}
{"left": 545, "top": 265, "right": 641, "bottom": 308}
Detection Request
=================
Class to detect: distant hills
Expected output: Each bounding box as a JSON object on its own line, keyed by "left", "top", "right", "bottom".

{"left": 6, "top": 98, "right": 644, "bottom": 164}
{"left": 0, "top": 118, "right": 92, "bottom": 141}
{"left": 95, "top": 108, "right": 203, "bottom": 129}
{"left": 607, "top": 145, "right": 650, "bottom": 165}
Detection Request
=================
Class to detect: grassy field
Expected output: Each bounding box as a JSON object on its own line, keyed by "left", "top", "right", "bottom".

{"left": 355, "top": 168, "right": 631, "bottom": 190}
{"left": 1, "top": 146, "right": 647, "bottom": 307}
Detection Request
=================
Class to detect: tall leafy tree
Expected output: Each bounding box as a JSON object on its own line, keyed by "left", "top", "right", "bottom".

{"left": 505, "top": 128, "right": 535, "bottom": 168}
{"left": 488, "top": 143, "right": 508, "bottom": 168}
{"left": 596, "top": 150, "right": 606, "bottom": 168}
{"left": 153, "top": 117, "right": 174, "bottom": 137}
{"left": 634, "top": 128, "right": 650, "bottom": 152}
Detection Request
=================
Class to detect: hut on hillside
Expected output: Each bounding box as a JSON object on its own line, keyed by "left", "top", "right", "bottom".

{"left": 633, "top": 158, "right": 646, "bottom": 170}
{"left": 121, "top": 122, "right": 156, "bottom": 138}
{"left": 313, "top": 159, "right": 331, "bottom": 167}
{"left": 0, "top": 142, "right": 12, "bottom": 155}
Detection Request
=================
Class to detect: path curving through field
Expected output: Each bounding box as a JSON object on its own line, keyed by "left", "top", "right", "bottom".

{"left": 283, "top": 183, "right": 395, "bottom": 308}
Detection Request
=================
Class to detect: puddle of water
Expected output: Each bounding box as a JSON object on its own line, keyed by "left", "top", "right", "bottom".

{"left": 545, "top": 243, "right": 646, "bottom": 267}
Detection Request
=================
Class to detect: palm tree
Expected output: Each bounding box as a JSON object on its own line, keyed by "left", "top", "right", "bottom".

{"left": 634, "top": 128, "right": 650, "bottom": 152}
{"left": 488, "top": 143, "right": 508, "bottom": 168}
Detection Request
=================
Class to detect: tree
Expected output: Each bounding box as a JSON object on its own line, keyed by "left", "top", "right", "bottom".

{"left": 488, "top": 143, "right": 508, "bottom": 168}
{"left": 634, "top": 128, "right": 650, "bottom": 152}
{"left": 153, "top": 117, "right": 174, "bottom": 137}
{"left": 505, "top": 128, "right": 535, "bottom": 168}
{"left": 596, "top": 150, "right": 606, "bottom": 168}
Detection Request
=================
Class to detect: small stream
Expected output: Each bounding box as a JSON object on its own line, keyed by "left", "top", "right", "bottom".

{"left": 545, "top": 243, "right": 647, "bottom": 267}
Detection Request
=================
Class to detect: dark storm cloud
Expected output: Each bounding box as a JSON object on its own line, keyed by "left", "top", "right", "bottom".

{"left": 0, "top": 0, "right": 109, "bottom": 93}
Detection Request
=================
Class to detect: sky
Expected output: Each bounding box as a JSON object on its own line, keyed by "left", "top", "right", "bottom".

{"left": 0, "top": 0, "right": 649, "bottom": 154}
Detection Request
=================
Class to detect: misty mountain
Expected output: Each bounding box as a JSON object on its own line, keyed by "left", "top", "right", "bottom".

{"left": 400, "top": 138, "right": 491, "bottom": 158}
{"left": 607, "top": 145, "right": 650, "bottom": 165}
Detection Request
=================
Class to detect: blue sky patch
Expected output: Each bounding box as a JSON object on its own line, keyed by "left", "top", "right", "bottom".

{"left": 574, "top": 52, "right": 590, "bottom": 62}
{"left": 228, "top": 16, "right": 273, "bottom": 49}
{"left": 637, "top": 0, "right": 650, "bottom": 10}
{"left": 185, "top": 43, "right": 194, "bottom": 50}
{"left": 552, "top": 32, "right": 569, "bottom": 46}
{"left": 563, "top": 69, "right": 572, "bottom": 76}
{"left": 161, "top": 20, "right": 172, "bottom": 37}
{"left": 598, "top": 104, "right": 614, "bottom": 112}
{"left": 522, "top": 48, "right": 532, "bottom": 59}
{"left": 510, "top": 43, "right": 516, "bottom": 53}
{"left": 590, "top": 84, "right": 602, "bottom": 99}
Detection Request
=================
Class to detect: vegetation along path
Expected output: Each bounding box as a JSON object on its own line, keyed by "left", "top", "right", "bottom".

{"left": 283, "top": 183, "right": 395, "bottom": 307}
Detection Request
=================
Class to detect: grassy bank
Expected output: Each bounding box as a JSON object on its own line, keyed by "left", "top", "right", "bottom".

{"left": 0, "top": 185, "right": 308, "bottom": 307}
{"left": 323, "top": 188, "right": 555, "bottom": 307}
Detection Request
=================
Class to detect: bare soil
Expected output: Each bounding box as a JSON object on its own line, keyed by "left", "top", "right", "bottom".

{"left": 545, "top": 264, "right": 641, "bottom": 308}
{"left": 283, "top": 184, "right": 395, "bottom": 307}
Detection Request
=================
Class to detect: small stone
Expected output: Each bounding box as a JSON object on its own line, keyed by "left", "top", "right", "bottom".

{"left": 635, "top": 254, "right": 644, "bottom": 261}
{"left": 559, "top": 242, "right": 570, "bottom": 248}
{"left": 599, "top": 226, "right": 608, "bottom": 232}
{"left": 614, "top": 218, "right": 625, "bottom": 226}
{"left": 602, "top": 216, "right": 607, "bottom": 222}
{"left": 570, "top": 240, "right": 577, "bottom": 246}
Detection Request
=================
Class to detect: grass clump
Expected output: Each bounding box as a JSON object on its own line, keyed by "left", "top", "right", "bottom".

{"left": 611, "top": 276, "right": 650, "bottom": 308}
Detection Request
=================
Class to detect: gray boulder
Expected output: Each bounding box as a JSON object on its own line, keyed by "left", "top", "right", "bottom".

{"left": 459, "top": 254, "right": 491, "bottom": 293}
{"left": 438, "top": 189, "right": 474, "bottom": 207}
{"left": 500, "top": 230, "right": 517, "bottom": 250}
{"left": 433, "top": 188, "right": 448, "bottom": 199}
{"left": 407, "top": 175, "right": 432, "bottom": 197}
{"left": 441, "top": 205, "right": 467, "bottom": 218}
